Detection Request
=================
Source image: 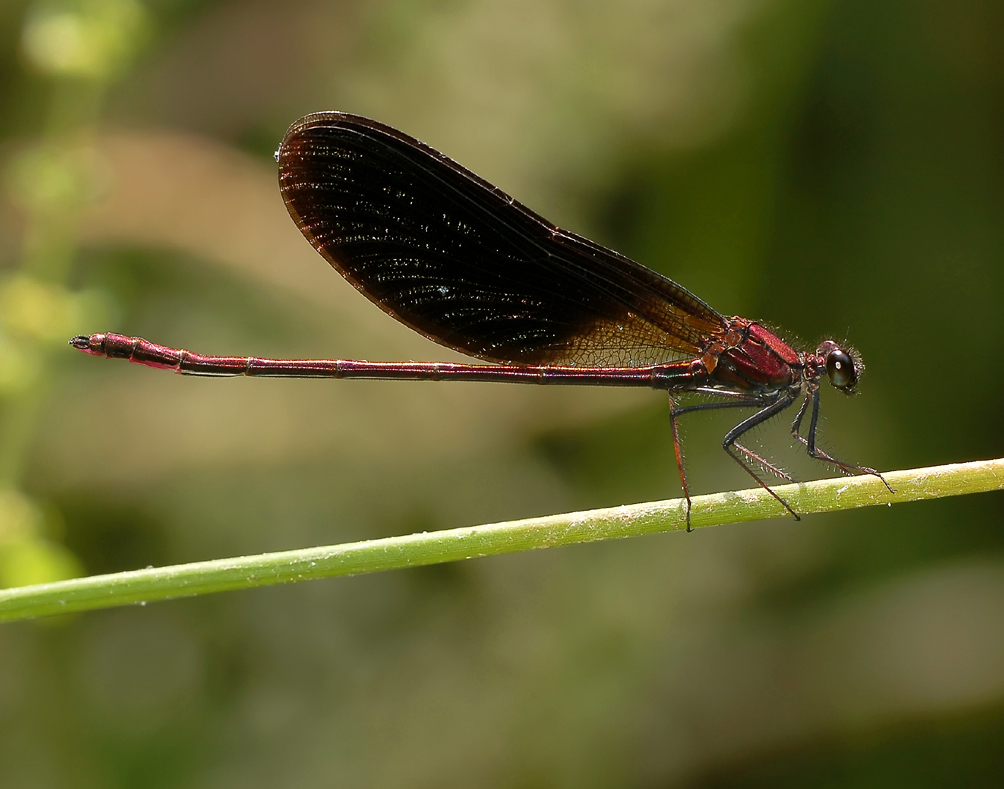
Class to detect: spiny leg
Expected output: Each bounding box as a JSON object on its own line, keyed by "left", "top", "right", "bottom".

{"left": 667, "top": 394, "right": 693, "bottom": 531}
{"left": 721, "top": 393, "right": 802, "bottom": 520}
{"left": 668, "top": 395, "right": 769, "bottom": 531}
{"left": 729, "top": 442, "right": 797, "bottom": 484}
{"left": 791, "top": 387, "right": 895, "bottom": 493}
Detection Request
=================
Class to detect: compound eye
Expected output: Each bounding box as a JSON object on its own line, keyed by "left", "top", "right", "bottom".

{"left": 826, "top": 349, "right": 856, "bottom": 389}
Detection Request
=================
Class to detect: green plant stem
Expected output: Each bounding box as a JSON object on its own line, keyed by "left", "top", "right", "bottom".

{"left": 1, "top": 458, "right": 1000, "bottom": 623}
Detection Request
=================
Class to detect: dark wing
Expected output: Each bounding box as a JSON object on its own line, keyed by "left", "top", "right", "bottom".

{"left": 277, "top": 112, "right": 724, "bottom": 367}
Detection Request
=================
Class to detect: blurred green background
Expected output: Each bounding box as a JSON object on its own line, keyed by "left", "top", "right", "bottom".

{"left": 1, "top": 0, "right": 1003, "bottom": 786}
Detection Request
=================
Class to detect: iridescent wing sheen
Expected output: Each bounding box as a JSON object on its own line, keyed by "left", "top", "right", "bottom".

{"left": 277, "top": 112, "right": 724, "bottom": 367}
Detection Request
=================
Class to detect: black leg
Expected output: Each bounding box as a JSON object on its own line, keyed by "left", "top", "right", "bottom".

{"left": 720, "top": 393, "right": 802, "bottom": 520}
{"left": 791, "top": 387, "right": 895, "bottom": 494}
{"left": 668, "top": 395, "right": 771, "bottom": 531}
